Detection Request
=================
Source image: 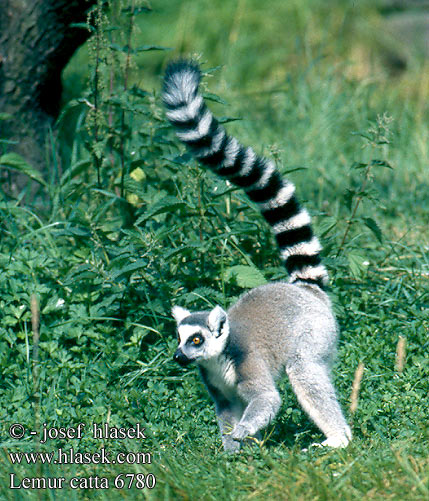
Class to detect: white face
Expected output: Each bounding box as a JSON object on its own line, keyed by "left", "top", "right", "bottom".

{"left": 172, "top": 306, "right": 230, "bottom": 366}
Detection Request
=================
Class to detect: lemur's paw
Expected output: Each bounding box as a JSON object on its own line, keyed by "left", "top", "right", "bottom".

{"left": 311, "top": 435, "right": 351, "bottom": 449}
{"left": 230, "top": 424, "right": 253, "bottom": 442}
{"left": 302, "top": 429, "right": 352, "bottom": 451}
{"left": 321, "top": 434, "right": 351, "bottom": 448}
{"left": 223, "top": 442, "right": 241, "bottom": 453}
{"left": 222, "top": 435, "right": 241, "bottom": 453}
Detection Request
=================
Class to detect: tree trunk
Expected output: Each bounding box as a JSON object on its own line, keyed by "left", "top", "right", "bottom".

{"left": 0, "top": 0, "right": 96, "bottom": 180}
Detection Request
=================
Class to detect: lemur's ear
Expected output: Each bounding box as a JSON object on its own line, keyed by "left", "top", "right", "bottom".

{"left": 207, "top": 306, "right": 228, "bottom": 338}
{"left": 172, "top": 306, "right": 191, "bottom": 325}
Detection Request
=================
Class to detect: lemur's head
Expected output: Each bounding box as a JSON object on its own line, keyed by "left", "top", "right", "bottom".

{"left": 172, "top": 305, "right": 230, "bottom": 367}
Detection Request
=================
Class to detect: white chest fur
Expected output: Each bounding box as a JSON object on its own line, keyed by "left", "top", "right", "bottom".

{"left": 202, "top": 355, "right": 238, "bottom": 398}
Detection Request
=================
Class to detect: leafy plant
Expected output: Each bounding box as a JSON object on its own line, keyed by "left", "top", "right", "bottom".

{"left": 337, "top": 113, "right": 394, "bottom": 276}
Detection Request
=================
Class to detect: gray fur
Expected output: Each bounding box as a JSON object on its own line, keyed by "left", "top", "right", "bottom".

{"left": 173, "top": 283, "right": 351, "bottom": 451}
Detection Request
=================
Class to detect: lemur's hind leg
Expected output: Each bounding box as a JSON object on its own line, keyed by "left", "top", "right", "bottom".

{"left": 286, "top": 357, "right": 351, "bottom": 448}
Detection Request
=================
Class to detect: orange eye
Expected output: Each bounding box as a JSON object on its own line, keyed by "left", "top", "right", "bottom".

{"left": 192, "top": 336, "right": 202, "bottom": 345}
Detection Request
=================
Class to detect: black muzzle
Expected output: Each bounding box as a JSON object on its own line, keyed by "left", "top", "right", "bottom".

{"left": 173, "top": 348, "right": 193, "bottom": 367}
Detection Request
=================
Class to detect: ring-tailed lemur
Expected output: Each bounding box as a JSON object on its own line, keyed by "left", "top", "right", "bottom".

{"left": 163, "top": 60, "right": 351, "bottom": 452}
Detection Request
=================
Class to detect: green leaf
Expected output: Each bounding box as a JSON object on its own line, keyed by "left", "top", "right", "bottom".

{"left": 109, "top": 43, "right": 128, "bottom": 53}
{"left": 347, "top": 252, "right": 368, "bottom": 279}
{"left": 164, "top": 241, "right": 206, "bottom": 260}
{"left": 0, "top": 153, "right": 46, "bottom": 185}
{"left": 283, "top": 166, "right": 308, "bottom": 175}
{"left": 225, "top": 265, "right": 267, "bottom": 289}
{"left": 134, "top": 45, "right": 170, "bottom": 52}
{"left": 351, "top": 131, "right": 372, "bottom": 141}
{"left": 351, "top": 161, "right": 368, "bottom": 170}
{"left": 67, "top": 226, "right": 90, "bottom": 237}
{"left": 162, "top": 153, "right": 194, "bottom": 166}
{"left": 109, "top": 259, "right": 148, "bottom": 280}
{"left": 362, "top": 217, "right": 383, "bottom": 243}
{"left": 60, "top": 160, "right": 91, "bottom": 185}
{"left": 371, "top": 159, "right": 393, "bottom": 169}
{"left": 318, "top": 216, "right": 338, "bottom": 238}
{"left": 218, "top": 116, "right": 242, "bottom": 124}
{"left": 70, "top": 22, "right": 95, "bottom": 32}
{"left": 129, "top": 85, "right": 149, "bottom": 98}
{"left": 343, "top": 189, "right": 356, "bottom": 212}
{"left": 110, "top": 43, "right": 170, "bottom": 54}
{"left": 203, "top": 93, "right": 227, "bottom": 105}
{"left": 135, "top": 197, "right": 188, "bottom": 225}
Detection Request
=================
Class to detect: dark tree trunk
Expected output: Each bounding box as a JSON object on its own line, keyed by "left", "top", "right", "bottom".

{"left": 0, "top": 0, "right": 97, "bottom": 177}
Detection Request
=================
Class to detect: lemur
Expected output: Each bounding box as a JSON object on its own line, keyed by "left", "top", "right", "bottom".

{"left": 162, "top": 60, "right": 352, "bottom": 452}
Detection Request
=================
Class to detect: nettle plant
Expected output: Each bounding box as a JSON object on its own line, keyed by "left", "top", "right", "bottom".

{"left": 319, "top": 113, "right": 394, "bottom": 284}
{"left": 0, "top": 2, "right": 182, "bottom": 435}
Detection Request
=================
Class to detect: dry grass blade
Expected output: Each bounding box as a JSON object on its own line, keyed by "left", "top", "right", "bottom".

{"left": 31, "top": 293, "right": 40, "bottom": 385}
{"left": 395, "top": 336, "right": 406, "bottom": 373}
{"left": 350, "top": 362, "right": 365, "bottom": 414}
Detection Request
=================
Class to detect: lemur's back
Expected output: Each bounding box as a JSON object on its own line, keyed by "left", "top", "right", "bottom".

{"left": 228, "top": 283, "right": 337, "bottom": 375}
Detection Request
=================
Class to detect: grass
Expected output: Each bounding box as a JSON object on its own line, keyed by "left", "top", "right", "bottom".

{"left": 0, "top": 0, "right": 428, "bottom": 499}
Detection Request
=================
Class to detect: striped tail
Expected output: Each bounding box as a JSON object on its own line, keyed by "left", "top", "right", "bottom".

{"left": 162, "top": 60, "right": 329, "bottom": 288}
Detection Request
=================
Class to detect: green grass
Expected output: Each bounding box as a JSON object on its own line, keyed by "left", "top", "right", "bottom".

{"left": 1, "top": 0, "right": 428, "bottom": 499}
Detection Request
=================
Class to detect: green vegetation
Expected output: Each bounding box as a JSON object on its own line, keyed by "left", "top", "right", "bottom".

{"left": 0, "top": 0, "right": 427, "bottom": 499}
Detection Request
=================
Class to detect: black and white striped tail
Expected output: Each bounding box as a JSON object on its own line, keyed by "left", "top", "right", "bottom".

{"left": 163, "top": 60, "right": 329, "bottom": 288}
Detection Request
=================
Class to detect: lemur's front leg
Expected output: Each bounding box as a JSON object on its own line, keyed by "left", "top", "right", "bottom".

{"left": 200, "top": 367, "right": 244, "bottom": 452}
{"left": 231, "top": 375, "right": 281, "bottom": 442}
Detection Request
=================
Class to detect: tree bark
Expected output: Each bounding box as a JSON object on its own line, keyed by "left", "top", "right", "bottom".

{"left": 0, "top": 0, "right": 97, "bottom": 177}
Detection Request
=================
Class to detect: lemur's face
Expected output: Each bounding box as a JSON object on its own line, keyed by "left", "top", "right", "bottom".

{"left": 172, "top": 305, "right": 229, "bottom": 366}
